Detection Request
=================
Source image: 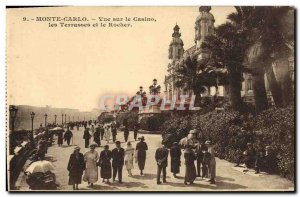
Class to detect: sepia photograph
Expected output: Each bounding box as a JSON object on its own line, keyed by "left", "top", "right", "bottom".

{"left": 6, "top": 6, "right": 295, "bottom": 192}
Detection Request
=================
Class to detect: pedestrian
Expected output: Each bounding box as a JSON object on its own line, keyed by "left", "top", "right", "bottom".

{"left": 67, "top": 146, "right": 85, "bottom": 190}
{"left": 93, "top": 126, "right": 101, "bottom": 147}
{"left": 64, "top": 128, "right": 73, "bottom": 146}
{"left": 133, "top": 124, "right": 139, "bottom": 141}
{"left": 104, "top": 125, "right": 111, "bottom": 143}
{"left": 205, "top": 140, "right": 216, "bottom": 184}
{"left": 184, "top": 144, "right": 196, "bottom": 185}
{"left": 243, "top": 143, "right": 256, "bottom": 172}
{"left": 57, "top": 130, "right": 63, "bottom": 146}
{"left": 196, "top": 142, "right": 207, "bottom": 177}
{"left": 111, "top": 123, "right": 117, "bottom": 143}
{"left": 100, "top": 124, "right": 105, "bottom": 140}
{"left": 155, "top": 141, "right": 169, "bottom": 184}
{"left": 136, "top": 136, "right": 148, "bottom": 175}
{"left": 264, "top": 146, "right": 277, "bottom": 173}
{"left": 124, "top": 126, "right": 129, "bottom": 142}
{"left": 90, "top": 125, "right": 95, "bottom": 136}
{"left": 83, "top": 128, "right": 91, "bottom": 148}
{"left": 112, "top": 141, "right": 125, "bottom": 183}
{"left": 255, "top": 148, "right": 264, "bottom": 174}
{"left": 99, "top": 145, "right": 112, "bottom": 183}
{"left": 83, "top": 144, "right": 99, "bottom": 188}
{"left": 170, "top": 142, "right": 181, "bottom": 178}
{"left": 125, "top": 142, "right": 135, "bottom": 177}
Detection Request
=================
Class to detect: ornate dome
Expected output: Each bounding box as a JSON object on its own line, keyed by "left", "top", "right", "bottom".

{"left": 196, "top": 6, "right": 215, "bottom": 23}
{"left": 170, "top": 24, "right": 184, "bottom": 46}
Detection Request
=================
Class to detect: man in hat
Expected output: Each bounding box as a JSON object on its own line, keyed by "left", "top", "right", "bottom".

{"left": 136, "top": 136, "right": 148, "bottom": 175}
{"left": 155, "top": 141, "right": 169, "bottom": 184}
{"left": 205, "top": 140, "right": 216, "bottom": 184}
{"left": 111, "top": 141, "right": 125, "bottom": 183}
{"left": 64, "top": 128, "right": 73, "bottom": 146}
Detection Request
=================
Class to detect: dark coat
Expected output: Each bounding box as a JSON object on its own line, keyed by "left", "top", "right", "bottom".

{"left": 136, "top": 141, "right": 148, "bottom": 170}
{"left": 93, "top": 130, "right": 101, "bottom": 143}
{"left": 170, "top": 146, "right": 181, "bottom": 173}
{"left": 155, "top": 147, "right": 169, "bottom": 167}
{"left": 184, "top": 148, "right": 196, "bottom": 182}
{"left": 111, "top": 148, "right": 125, "bottom": 167}
{"left": 83, "top": 129, "right": 91, "bottom": 140}
{"left": 67, "top": 153, "right": 85, "bottom": 185}
{"left": 57, "top": 131, "right": 63, "bottom": 145}
{"left": 64, "top": 130, "right": 73, "bottom": 141}
{"left": 99, "top": 150, "right": 112, "bottom": 179}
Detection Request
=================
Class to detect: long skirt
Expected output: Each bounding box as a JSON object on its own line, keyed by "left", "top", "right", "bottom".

{"left": 125, "top": 160, "right": 134, "bottom": 170}
{"left": 68, "top": 171, "right": 83, "bottom": 185}
{"left": 185, "top": 163, "right": 196, "bottom": 183}
{"left": 138, "top": 157, "right": 146, "bottom": 170}
{"left": 171, "top": 159, "right": 180, "bottom": 174}
{"left": 101, "top": 164, "right": 112, "bottom": 179}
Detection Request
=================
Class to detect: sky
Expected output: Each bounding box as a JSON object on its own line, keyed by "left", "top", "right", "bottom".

{"left": 7, "top": 6, "right": 235, "bottom": 111}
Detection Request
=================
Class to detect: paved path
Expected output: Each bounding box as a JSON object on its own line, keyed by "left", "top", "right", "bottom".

{"left": 18, "top": 126, "right": 294, "bottom": 191}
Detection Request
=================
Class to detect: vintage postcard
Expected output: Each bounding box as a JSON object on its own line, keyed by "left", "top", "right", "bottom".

{"left": 6, "top": 6, "right": 295, "bottom": 192}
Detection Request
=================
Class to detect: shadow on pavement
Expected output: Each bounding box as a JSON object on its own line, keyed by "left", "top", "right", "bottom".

{"left": 131, "top": 173, "right": 156, "bottom": 180}
{"left": 113, "top": 181, "right": 148, "bottom": 189}
{"left": 164, "top": 180, "right": 248, "bottom": 190}
{"left": 216, "top": 176, "right": 235, "bottom": 182}
{"left": 131, "top": 173, "right": 170, "bottom": 181}
{"left": 80, "top": 184, "right": 120, "bottom": 191}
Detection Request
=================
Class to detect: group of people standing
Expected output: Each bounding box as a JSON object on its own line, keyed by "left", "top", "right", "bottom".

{"left": 155, "top": 139, "right": 216, "bottom": 185}
{"left": 57, "top": 128, "right": 73, "bottom": 147}
{"left": 67, "top": 135, "right": 148, "bottom": 190}
{"left": 83, "top": 123, "right": 120, "bottom": 148}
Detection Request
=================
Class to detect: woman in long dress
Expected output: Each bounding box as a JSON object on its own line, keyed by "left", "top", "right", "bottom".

{"left": 124, "top": 142, "right": 135, "bottom": 176}
{"left": 57, "top": 130, "right": 63, "bottom": 146}
{"left": 170, "top": 142, "right": 181, "bottom": 178}
{"left": 184, "top": 145, "right": 196, "bottom": 185}
{"left": 99, "top": 145, "right": 112, "bottom": 183}
{"left": 83, "top": 144, "right": 99, "bottom": 187}
{"left": 104, "top": 125, "right": 111, "bottom": 143}
{"left": 67, "top": 146, "right": 85, "bottom": 190}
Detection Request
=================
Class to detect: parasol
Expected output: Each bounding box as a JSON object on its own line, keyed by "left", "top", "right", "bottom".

{"left": 50, "top": 127, "right": 63, "bottom": 131}
{"left": 25, "top": 160, "right": 55, "bottom": 174}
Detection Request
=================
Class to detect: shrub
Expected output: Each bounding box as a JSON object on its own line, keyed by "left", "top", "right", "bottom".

{"left": 116, "top": 111, "right": 138, "bottom": 130}
{"left": 98, "top": 112, "right": 114, "bottom": 124}
{"left": 160, "top": 105, "right": 295, "bottom": 181}
{"left": 139, "top": 114, "right": 167, "bottom": 132}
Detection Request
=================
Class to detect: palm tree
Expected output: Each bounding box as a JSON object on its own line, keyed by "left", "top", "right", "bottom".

{"left": 234, "top": 6, "right": 294, "bottom": 108}
{"left": 174, "top": 54, "right": 213, "bottom": 107}
{"left": 201, "top": 21, "right": 247, "bottom": 110}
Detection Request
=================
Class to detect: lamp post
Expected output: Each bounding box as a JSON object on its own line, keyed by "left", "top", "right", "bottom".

{"left": 62, "top": 113, "right": 64, "bottom": 125}
{"left": 54, "top": 114, "right": 57, "bottom": 125}
{"left": 9, "top": 105, "right": 18, "bottom": 155}
{"left": 9, "top": 105, "right": 18, "bottom": 132}
{"left": 65, "top": 114, "right": 67, "bottom": 123}
{"left": 68, "top": 116, "right": 70, "bottom": 123}
{"left": 30, "top": 112, "right": 35, "bottom": 148}
{"left": 44, "top": 113, "right": 48, "bottom": 127}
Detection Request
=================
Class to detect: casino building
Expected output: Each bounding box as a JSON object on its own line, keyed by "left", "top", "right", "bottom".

{"left": 164, "top": 6, "right": 295, "bottom": 106}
